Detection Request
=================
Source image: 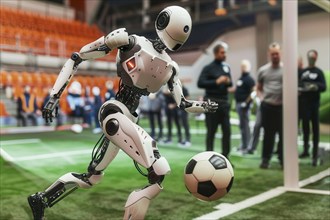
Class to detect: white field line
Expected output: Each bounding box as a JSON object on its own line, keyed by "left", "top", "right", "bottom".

{"left": 0, "top": 147, "right": 15, "bottom": 162}
{"left": 2, "top": 148, "right": 92, "bottom": 162}
{"left": 0, "top": 138, "right": 41, "bottom": 146}
{"left": 0, "top": 138, "right": 77, "bottom": 164}
{"left": 38, "top": 141, "right": 76, "bottom": 164}
{"left": 195, "top": 168, "right": 330, "bottom": 220}
{"left": 298, "top": 168, "right": 330, "bottom": 188}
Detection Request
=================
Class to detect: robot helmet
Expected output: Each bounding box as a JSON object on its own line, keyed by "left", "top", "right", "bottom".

{"left": 155, "top": 6, "right": 192, "bottom": 51}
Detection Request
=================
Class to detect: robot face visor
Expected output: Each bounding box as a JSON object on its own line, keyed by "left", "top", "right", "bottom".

{"left": 156, "top": 12, "right": 170, "bottom": 31}
{"left": 155, "top": 6, "right": 192, "bottom": 51}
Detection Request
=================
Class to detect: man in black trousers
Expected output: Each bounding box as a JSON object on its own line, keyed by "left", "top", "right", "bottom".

{"left": 198, "top": 43, "right": 232, "bottom": 158}
{"left": 257, "top": 42, "right": 283, "bottom": 169}
{"left": 298, "top": 49, "right": 327, "bottom": 166}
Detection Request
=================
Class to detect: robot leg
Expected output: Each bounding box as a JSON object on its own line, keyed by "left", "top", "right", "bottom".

{"left": 124, "top": 157, "right": 170, "bottom": 220}
{"left": 98, "top": 100, "right": 171, "bottom": 219}
{"left": 28, "top": 136, "right": 119, "bottom": 220}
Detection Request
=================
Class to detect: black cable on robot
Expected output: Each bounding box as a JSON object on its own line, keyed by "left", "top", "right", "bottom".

{"left": 91, "top": 134, "right": 105, "bottom": 161}
{"left": 134, "top": 160, "right": 148, "bottom": 177}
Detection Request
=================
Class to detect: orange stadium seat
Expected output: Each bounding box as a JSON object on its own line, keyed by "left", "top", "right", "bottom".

{"left": 0, "top": 6, "right": 116, "bottom": 61}
{"left": 22, "top": 71, "right": 32, "bottom": 85}
{"left": 40, "top": 73, "right": 52, "bottom": 86}
{"left": 0, "top": 101, "right": 9, "bottom": 117}
{"left": 13, "top": 85, "right": 23, "bottom": 98}
{"left": 11, "top": 71, "right": 23, "bottom": 85}
{"left": 0, "top": 71, "right": 8, "bottom": 86}
{"left": 31, "top": 73, "right": 42, "bottom": 86}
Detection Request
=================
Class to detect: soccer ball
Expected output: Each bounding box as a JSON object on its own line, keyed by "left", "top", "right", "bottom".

{"left": 184, "top": 151, "right": 234, "bottom": 201}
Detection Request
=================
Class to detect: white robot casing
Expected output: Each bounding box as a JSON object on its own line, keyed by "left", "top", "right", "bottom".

{"left": 119, "top": 35, "right": 174, "bottom": 93}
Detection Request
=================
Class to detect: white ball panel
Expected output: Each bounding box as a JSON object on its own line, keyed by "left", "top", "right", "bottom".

{"left": 192, "top": 160, "right": 215, "bottom": 182}
{"left": 190, "top": 151, "right": 216, "bottom": 161}
{"left": 212, "top": 169, "right": 233, "bottom": 189}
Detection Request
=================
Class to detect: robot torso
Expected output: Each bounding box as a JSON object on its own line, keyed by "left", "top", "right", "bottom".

{"left": 116, "top": 35, "right": 174, "bottom": 93}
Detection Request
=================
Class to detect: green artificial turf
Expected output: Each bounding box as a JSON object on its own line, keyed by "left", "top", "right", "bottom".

{"left": 0, "top": 122, "right": 329, "bottom": 220}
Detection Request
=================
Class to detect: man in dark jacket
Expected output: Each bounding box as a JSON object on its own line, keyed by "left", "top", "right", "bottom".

{"left": 198, "top": 43, "right": 232, "bottom": 158}
{"left": 298, "top": 49, "right": 327, "bottom": 166}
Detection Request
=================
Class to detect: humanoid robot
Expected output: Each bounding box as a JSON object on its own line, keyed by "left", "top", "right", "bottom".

{"left": 28, "top": 6, "right": 218, "bottom": 220}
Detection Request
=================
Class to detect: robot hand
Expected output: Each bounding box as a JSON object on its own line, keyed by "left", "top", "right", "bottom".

{"left": 43, "top": 96, "right": 59, "bottom": 123}
{"left": 202, "top": 99, "right": 218, "bottom": 113}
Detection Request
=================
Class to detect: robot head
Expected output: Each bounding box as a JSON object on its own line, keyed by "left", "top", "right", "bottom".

{"left": 155, "top": 6, "right": 192, "bottom": 51}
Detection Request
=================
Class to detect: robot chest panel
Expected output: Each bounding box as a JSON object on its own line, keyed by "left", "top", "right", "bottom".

{"left": 121, "top": 44, "right": 173, "bottom": 93}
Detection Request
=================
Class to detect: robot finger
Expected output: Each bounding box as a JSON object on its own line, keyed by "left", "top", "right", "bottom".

{"left": 55, "top": 106, "right": 59, "bottom": 117}
{"left": 49, "top": 114, "right": 53, "bottom": 123}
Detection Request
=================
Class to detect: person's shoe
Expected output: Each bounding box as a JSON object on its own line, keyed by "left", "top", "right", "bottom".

{"left": 299, "top": 152, "right": 310, "bottom": 158}
{"left": 28, "top": 192, "right": 47, "bottom": 220}
{"left": 246, "top": 149, "right": 254, "bottom": 155}
{"left": 163, "top": 139, "right": 172, "bottom": 144}
{"left": 312, "top": 158, "right": 318, "bottom": 167}
{"left": 178, "top": 141, "right": 191, "bottom": 148}
{"left": 92, "top": 127, "right": 102, "bottom": 134}
{"left": 184, "top": 141, "right": 191, "bottom": 147}
{"left": 259, "top": 161, "right": 269, "bottom": 169}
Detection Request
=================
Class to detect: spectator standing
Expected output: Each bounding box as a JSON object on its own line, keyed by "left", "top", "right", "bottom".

{"left": 105, "top": 80, "right": 116, "bottom": 101}
{"left": 17, "top": 85, "right": 39, "bottom": 126}
{"left": 67, "top": 81, "right": 84, "bottom": 120}
{"left": 257, "top": 42, "right": 283, "bottom": 169}
{"left": 179, "top": 84, "right": 191, "bottom": 147}
{"left": 198, "top": 43, "right": 232, "bottom": 158}
{"left": 148, "top": 92, "right": 164, "bottom": 141}
{"left": 83, "top": 87, "right": 93, "bottom": 127}
{"left": 235, "top": 60, "right": 255, "bottom": 152}
{"left": 298, "top": 50, "right": 327, "bottom": 166}
{"left": 92, "top": 86, "right": 103, "bottom": 134}
{"left": 163, "top": 87, "right": 182, "bottom": 144}
{"left": 246, "top": 90, "right": 262, "bottom": 154}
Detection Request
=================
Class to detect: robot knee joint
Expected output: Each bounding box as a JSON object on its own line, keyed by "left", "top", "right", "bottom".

{"left": 148, "top": 169, "right": 165, "bottom": 185}
{"left": 148, "top": 157, "right": 171, "bottom": 185}
{"left": 98, "top": 101, "right": 123, "bottom": 126}
{"left": 105, "top": 119, "right": 119, "bottom": 136}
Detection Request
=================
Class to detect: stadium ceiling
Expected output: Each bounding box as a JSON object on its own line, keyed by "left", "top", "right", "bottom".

{"left": 94, "top": 0, "right": 323, "bottom": 52}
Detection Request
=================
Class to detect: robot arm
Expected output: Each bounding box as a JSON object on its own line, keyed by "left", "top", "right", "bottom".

{"left": 43, "top": 28, "right": 129, "bottom": 122}
{"left": 167, "top": 62, "right": 218, "bottom": 114}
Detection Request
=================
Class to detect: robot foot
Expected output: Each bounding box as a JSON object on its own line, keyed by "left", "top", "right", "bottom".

{"left": 27, "top": 193, "right": 47, "bottom": 220}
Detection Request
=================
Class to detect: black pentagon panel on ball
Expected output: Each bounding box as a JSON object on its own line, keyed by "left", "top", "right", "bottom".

{"left": 197, "top": 181, "right": 217, "bottom": 197}
{"left": 185, "top": 159, "right": 197, "bottom": 174}
{"left": 226, "top": 177, "right": 234, "bottom": 193}
{"left": 209, "top": 155, "right": 227, "bottom": 169}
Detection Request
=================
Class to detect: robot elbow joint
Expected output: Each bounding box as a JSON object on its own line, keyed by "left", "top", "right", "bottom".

{"left": 71, "top": 52, "right": 83, "bottom": 65}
